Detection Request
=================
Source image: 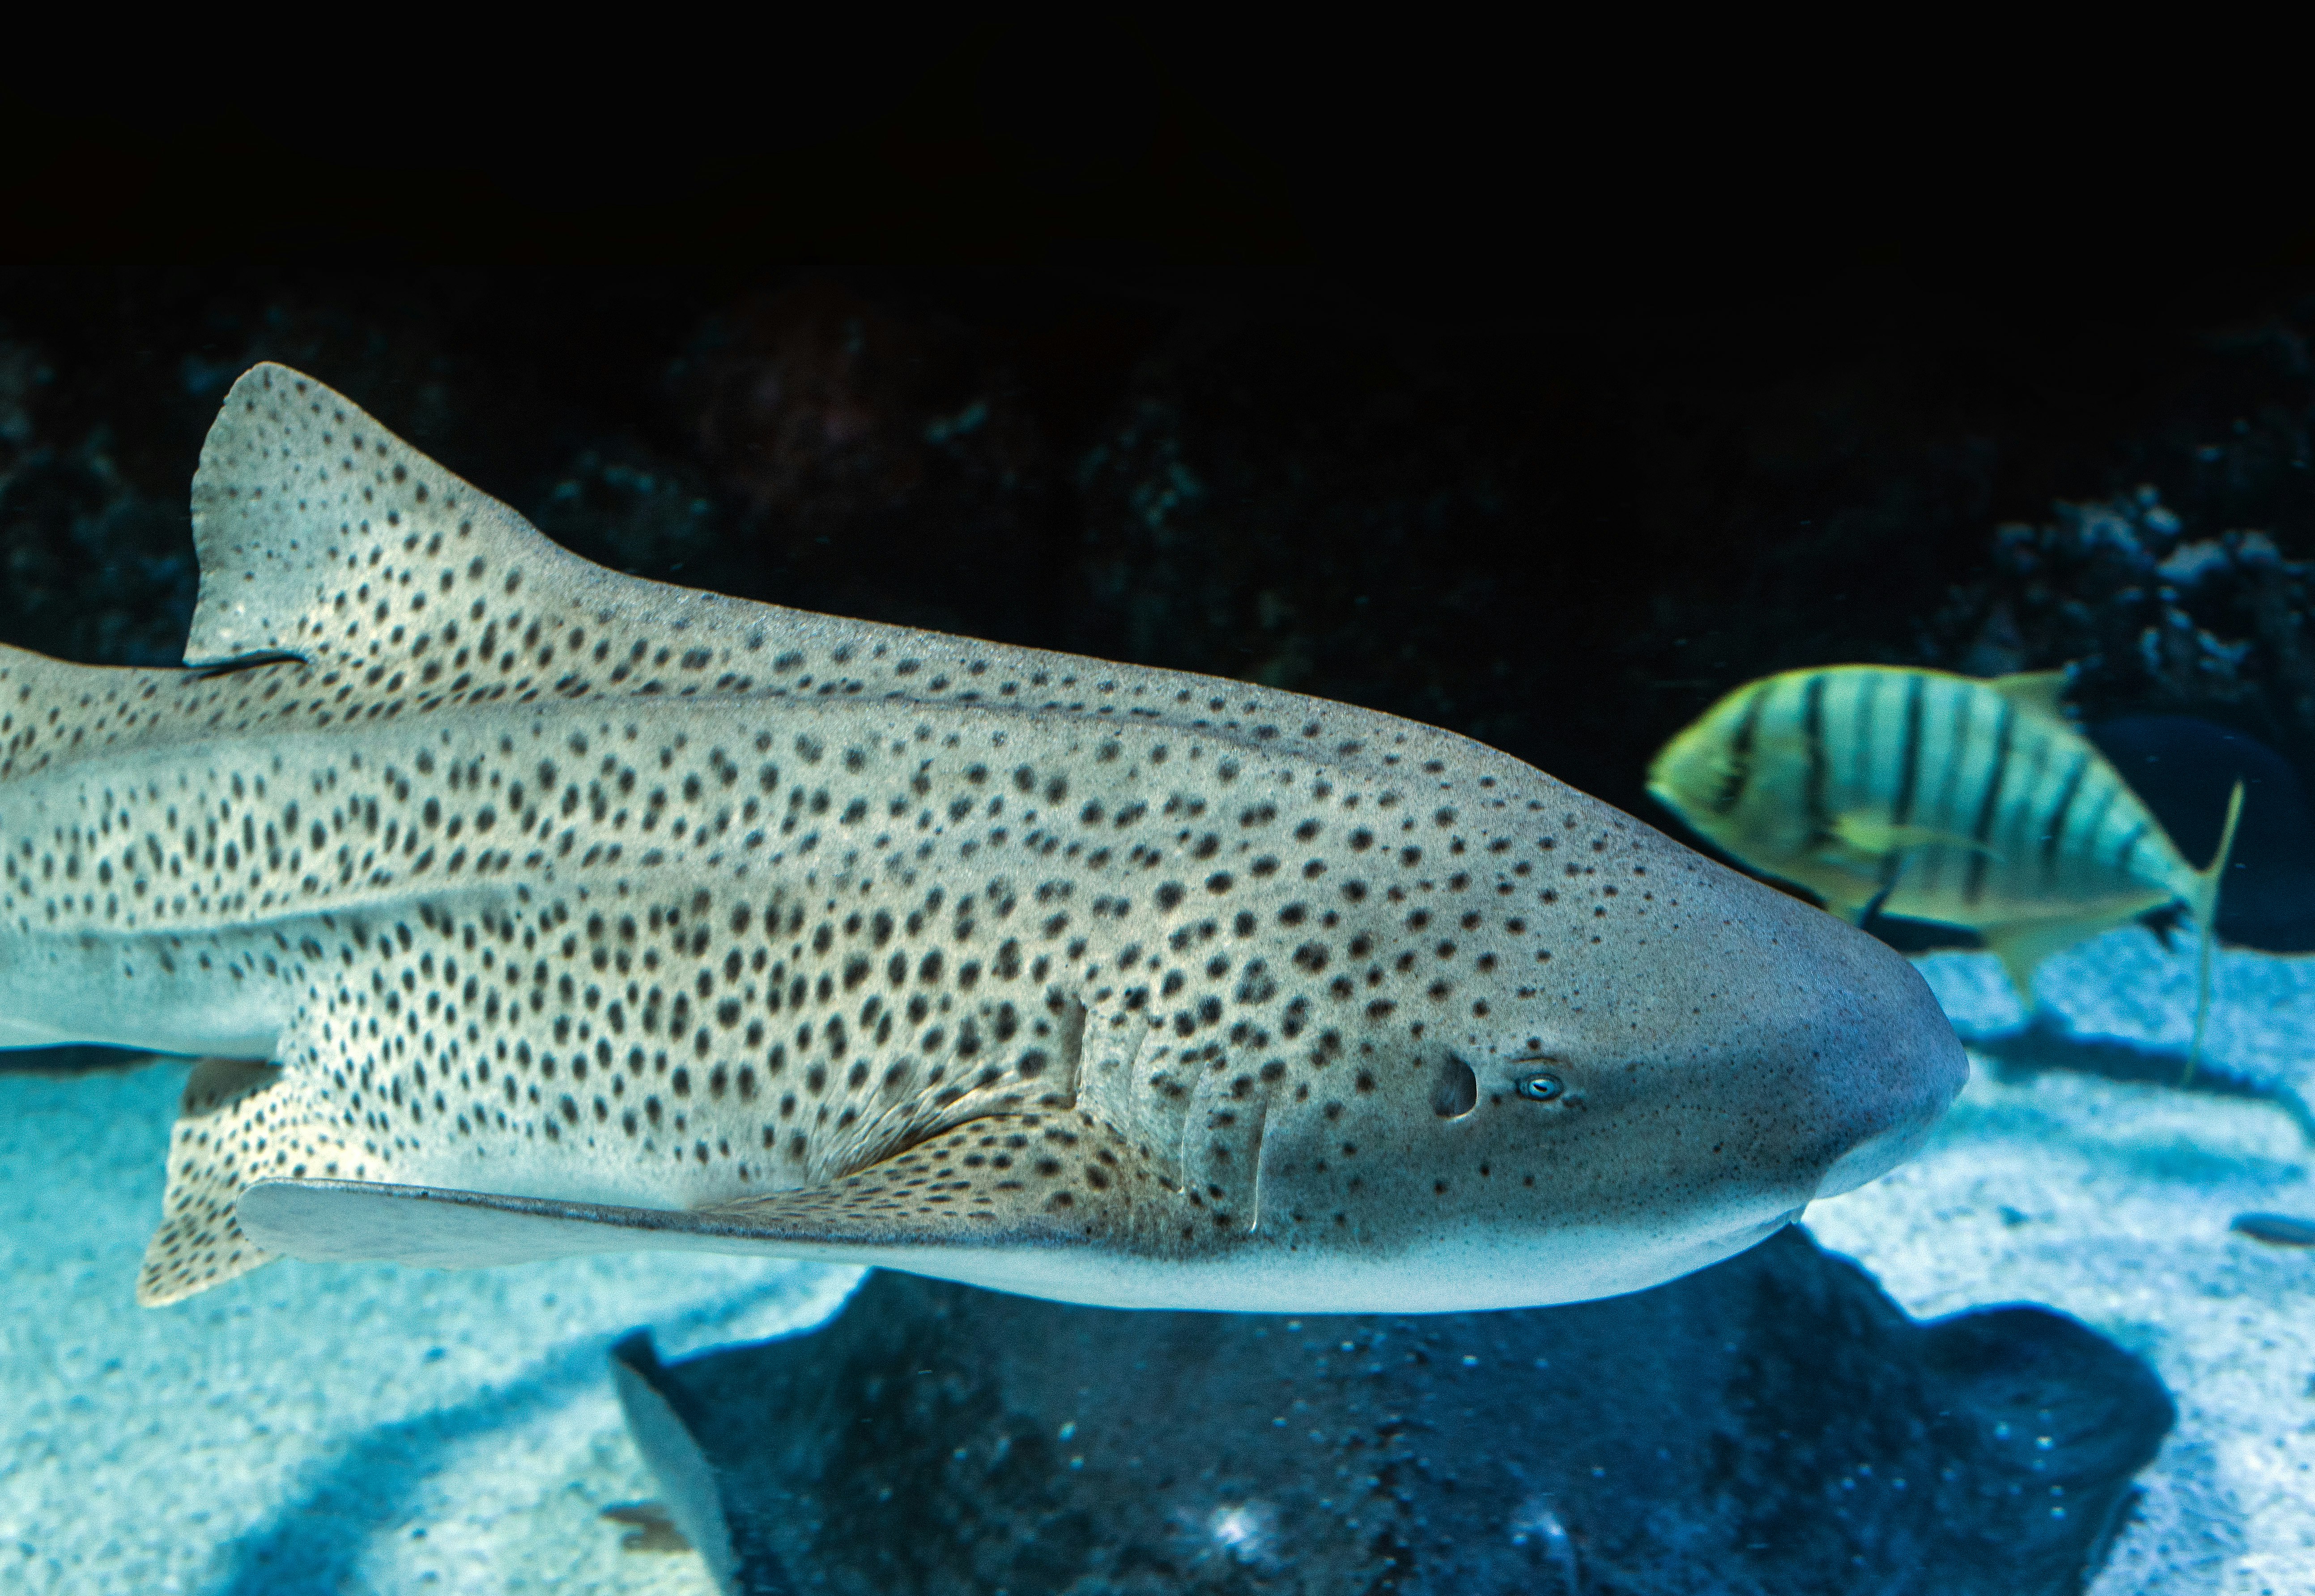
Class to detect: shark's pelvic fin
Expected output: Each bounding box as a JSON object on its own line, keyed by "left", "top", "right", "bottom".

{"left": 239, "top": 1111, "right": 1197, "bottom": 1274}
{"left": 138, "top": 1058, "right": 288, "bottom": 1306}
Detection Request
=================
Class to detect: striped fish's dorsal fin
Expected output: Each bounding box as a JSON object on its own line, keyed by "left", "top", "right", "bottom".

{"left": 1986, "top": 668, "right": 2072, "bottom": 724}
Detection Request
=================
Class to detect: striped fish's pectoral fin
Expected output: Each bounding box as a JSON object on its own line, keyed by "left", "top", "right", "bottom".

{"left": 1838, "top": 882, "right": 1904, "bottom": 929}
{"left": 240, "top": 1111, "right": 1194, "bottom": 1273}
{"left": 1826, "top": 813, "right": 1991, "bottom": 862}
{"left": 1987, "top": 669, "right": 2072, "bottom": 724}
{"left": 1978, "top": 914, "right": 2126, "bottom": 1001}
{"left": 1812, "top": 814, "right": 1992, "bottom": 919}
{"left": 138, "top": 1058, "right": 289, "bottom": 1307}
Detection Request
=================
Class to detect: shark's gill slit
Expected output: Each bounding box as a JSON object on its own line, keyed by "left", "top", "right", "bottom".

{"left": 1052, "top": 995, "right": 1089, "bottom": 1102}
{"left": 1433, "top": 1055, "right": 1479, "bottom": 1119}
{"left": 1245, "top": 1094, "right": 1273, "bottom": 1233}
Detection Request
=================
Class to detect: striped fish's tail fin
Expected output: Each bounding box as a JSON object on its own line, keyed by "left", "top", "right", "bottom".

{"left": 2185, "top": 780, "right": 2247, "bottom": 1083}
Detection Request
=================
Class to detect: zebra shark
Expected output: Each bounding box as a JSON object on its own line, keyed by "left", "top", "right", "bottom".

{"left": 0, "top": 364, "right": 1964, "bottom": 1312}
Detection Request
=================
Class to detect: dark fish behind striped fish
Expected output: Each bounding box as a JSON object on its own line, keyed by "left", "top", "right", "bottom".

{"left": 1647, "top": 666, "right": 2243, "bottom": 1051}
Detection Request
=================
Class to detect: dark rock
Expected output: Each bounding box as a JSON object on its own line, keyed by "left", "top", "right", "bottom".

{"left": 2085, "top": 714, "right": 2315, "bottom": 950}
{"left": 0, "top": 328, "right": 197, "bottom": 669}
{"left": 529, "top": 444, "right": 726, "bottom": 580}
{"left": 611, "top": 1227, "right": 2172, "bottom": 1596}
{"left": 662, "top": 282, "right": 1061, "bottom": 642}
{"left": 0, "top": 333, "right": 42, "bottom": 470}
{"left": 1929, "top": 480, "right": 2315, "bottom": 809}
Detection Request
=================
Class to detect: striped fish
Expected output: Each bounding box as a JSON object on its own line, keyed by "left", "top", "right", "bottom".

{"left": 1647, "top": 665, "right": 2243, "bottom": 1057}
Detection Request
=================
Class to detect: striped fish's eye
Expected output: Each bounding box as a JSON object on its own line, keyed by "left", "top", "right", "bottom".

{"left": 1514, "top": 1071, "right": 1565, "bottom": 1103}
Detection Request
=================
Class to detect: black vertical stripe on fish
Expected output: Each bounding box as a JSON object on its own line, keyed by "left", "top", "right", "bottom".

{"left": 1711, "top": 684, "right": 1770, "bottom": 817}
{"left": 1876, "top": 848, "right": 1903, "bottom": 892}
{"left": 2069, "top": 781, "right": 2119, "bottom": 889}
{"left": 1964, "top": 704, "right": 2015, "bottom": 904}
{"left": 1801, "top": 673, "right": 1831, "bottom": 844}
{"left": 1936, "top": 683, "right": 1974, "bottom": 830}
{"left": 1850, "top": 671, "right": 1881, "bottom": 794}
{"left": 2113, "top": 821, "right": 2149, "bottom": 871}
{"left": 1891, "top": 672, "right": 1925, "bottom": 827}
{"left": 2040, "top": 752, "right": 2092, "bottom": 881}
{"left": 1913, "top": 682, "right": 1972, "bottom": 899}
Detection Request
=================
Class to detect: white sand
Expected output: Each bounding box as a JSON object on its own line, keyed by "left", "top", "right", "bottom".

{"left": 4, "top": 926, "right": 2307, "bottom": 1592}
{"left": 1811, "top": 930, "right": 2315, "bottom": 1596}
{"left": 0, "top": 1059, "right": 856, "bottom": 1595}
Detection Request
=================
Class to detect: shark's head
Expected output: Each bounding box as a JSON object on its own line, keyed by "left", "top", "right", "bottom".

{"left": 1253, "top": 806, "right": 1965, "bottom": 1311}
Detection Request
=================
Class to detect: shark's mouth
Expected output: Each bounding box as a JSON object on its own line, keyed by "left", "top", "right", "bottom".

{"left": 1812, "top": 1111, "right": 1941, "bottom": 1200}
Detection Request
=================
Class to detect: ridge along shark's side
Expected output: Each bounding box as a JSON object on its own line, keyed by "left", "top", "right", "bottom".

{"left": 0, "top": 365, "right": 1965, "bottom": 1314}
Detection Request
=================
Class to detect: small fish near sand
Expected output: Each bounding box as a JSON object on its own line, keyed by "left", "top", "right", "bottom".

{"left": 2231, "top": 1213, "right": 2315, "bottom": 1248}
{"left": 0, "top": 366, "right": 1964, "bottom": 1315}
{"left": 1647, "top": 665, "right": 2244, "bottom": 1061}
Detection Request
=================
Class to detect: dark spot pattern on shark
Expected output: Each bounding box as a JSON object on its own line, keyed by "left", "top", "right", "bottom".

{"left": 0, "top": 364, "right": 1966, "bottom": 1313}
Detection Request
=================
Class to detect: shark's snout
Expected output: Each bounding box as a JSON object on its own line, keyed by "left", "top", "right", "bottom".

{"left": 1790, "top": 916, "right": 1968, "bottom": 1200}
{"left": 1625, "top": 870, "right": 1967, "bottom": 1221}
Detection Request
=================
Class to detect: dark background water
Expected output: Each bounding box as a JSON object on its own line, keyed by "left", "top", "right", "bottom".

{"left": 7, "top": 30, "right": 2315, "bottom": 936}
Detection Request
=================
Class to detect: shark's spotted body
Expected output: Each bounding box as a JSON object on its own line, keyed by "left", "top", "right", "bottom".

{"left": 0, "top": 365, "right": 1964, "bottom": 1312}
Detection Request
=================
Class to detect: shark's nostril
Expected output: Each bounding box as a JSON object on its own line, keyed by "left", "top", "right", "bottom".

{"left": 1433, "top": 1056, "right": 1478, "bottom": 1119}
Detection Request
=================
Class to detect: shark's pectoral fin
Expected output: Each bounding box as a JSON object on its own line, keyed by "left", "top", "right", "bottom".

{"left": 240, "top": 1110, "right": 1200, "bottom": 1274}
{"left": 139, "top": 1057, "right": 287, "bottom": 1306}
{"left": 238, "top": 1179, "right": 681, "bottom": 1268}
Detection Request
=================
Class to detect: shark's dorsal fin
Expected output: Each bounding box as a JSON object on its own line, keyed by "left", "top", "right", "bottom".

{"left": 189, "top": 363, "right": 567, "bottom": 668}
{"left": 1986, "top": 668, "right": 2072, "bottom": 724}
{"left": 186, "top": 363, "right": 790, "bottom": 694}
{"left": 184, "top": 361, "right": 1390, "bottom": 736}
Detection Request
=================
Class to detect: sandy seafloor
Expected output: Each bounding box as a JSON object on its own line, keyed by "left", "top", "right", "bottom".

{"left": 1813, "top": 930, "right": 2315, "bottom": 1596}
{"left": 2, "top": 927, "right": 2311, "bottom": 1595}
{"left": 0, "top": 1064, "right": 855, "bottom": 1596}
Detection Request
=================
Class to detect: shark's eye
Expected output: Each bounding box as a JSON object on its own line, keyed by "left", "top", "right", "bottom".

{"left": 1514, "top": 1071, "right": 1564, "bottom": 1103}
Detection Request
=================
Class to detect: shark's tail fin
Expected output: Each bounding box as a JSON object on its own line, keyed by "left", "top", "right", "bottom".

{"left": 138, "top": 1058, "right": 302, "bottom": 1305}
{"left": 2184, "top": 780, "right": 2247, "bottom": 1083}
